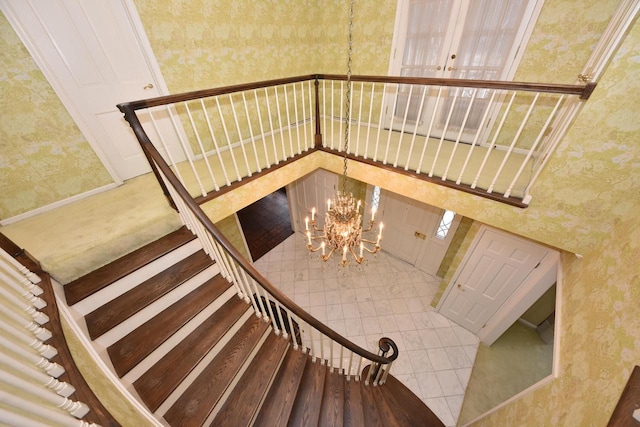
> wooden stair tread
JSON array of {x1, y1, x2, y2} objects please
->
[
  {"x1": 253, "y1": 346, "x2": 308, "y2": 427},
  {"x1": 287, "y1": 359, "x2": 328, "y2": 426},
  {"x1": 319, "y1": 367, "x2": 345, "y2": 426},
  {"x1": 134, "y1": 295, "x2": 249, "y2": 412},
  {"x1": 85, "y1": 249, "x2": 213, "y2": 339},
  {"x1": 213, "y1": 332, "x2": 290, "y2": 426},
  {"x1": 163, "y1": 315, "x2": 269, "y2": 427},
  {"x1": 343, "y1": 379, "x2": 365, "y2": 427},
  {"x1": 65, "y1": 226, "x2": 194, "y2": 305},
  {"x1": 107, "y1": 274, "x2": 231, "y2": 377},
  {"x1": 380, "y1": 372, "x2": 446, "y2": 427}
]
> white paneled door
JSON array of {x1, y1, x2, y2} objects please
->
[
  {"x1": 439, "y1": 227, "x2": 550, "y2": 333},
  {"x1": 1, "y1": 0, "x2": 182, "y2": 181}
]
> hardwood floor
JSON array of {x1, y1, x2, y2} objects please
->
[{"x1": 237, "y1": 187, "x2": 293, "y2": 261}]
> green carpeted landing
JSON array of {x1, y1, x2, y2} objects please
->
[
  {"x1": 458, "y1": 321, "x2": 554, "y2": 425},
  {"x1": 1, "y1": 173, "x2": 181, "y2": 284}
]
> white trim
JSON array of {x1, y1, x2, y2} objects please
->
[
  {"x1": 121, "y1": 0, "x2": 170, "y2": 97},
  {"x1": 461, "y1": 259, "x2": 563, "y2": 426},
  {"x1": 51, "y1": 279, "x2": 163, "y2": 427},
  {"x1": 233, "y1": 212, "x2": 253, "y2": 263},
  {"x1": 0, "y1": 183, "x2": 118, "y2": 226},
  {"x1": 579, "y1": 0, "x2": 640, "y2": 82},
  {"x1": 477, "y1": 250, "x2": 558, "y2": 345}
]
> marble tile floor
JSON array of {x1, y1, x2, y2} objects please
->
[{"x1": 253, "y1": 234, "x2": 479, "y2": 426}]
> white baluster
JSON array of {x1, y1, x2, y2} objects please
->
[
  {"x1": 274, "y1": 300, "x2": 289, "y2": 340},
  {"x1": 488, "y1": 93, "x2": 540, "y2": 193},
  {"x1": 166, "y1": 105, "x2": 207, "y2": 197},
  {"x1": 322, "y1": 80, "x2": 327, "y2": 148},
  {"x1": 471, "y1": 91, "x2": 517, "y2": 189},
  {"x1": 405, "y1": 86, "x2": 428, "y2": 170},
  {"x1": 505, "y1": 95, "x2": 565, "y2": 198},
  {"x1": 330, "y1": 80, "x2": 335, "y2": 150},
  {"x1": 364, "y1": 82, "x2": 376, "y2": 160},
  {"x1": 147, "y1": 109, "x2": 186, "y2": 185},
  {"x1": 0, "y1": 303, "x2": 51, "y2": 341},
  {"x1": 355, "y1": 81, "x2": 364, "y2": 156},
  {"x1": 374, "y1": 83, "x2": 388, "y2": 162},
  {"x1": 274, "y1": 86, "x2": 287, "y2": 162},
  {"x1": 0, "y1": 285, "x2": 48, "y2": 325},
  {"x1": 442, "y1": 88, "x2": 478, "y2": 181},
  {"x1": 0, "y1": 270, "x2": 46, "y2": 309},
  {"x1": 393, "y1": 84, "x2": 414, "y2": 167},
  {"x1": 0, "y1": 352, "x2": 73, "y2": 397},
  {"x1": 282, "y1": 84, "x2": 295, "y2": 159},
  {"x1": 263, "y1": 88, "x2": 279, "y2": 164},
  {"x1": 456, "y1": 91, "x2": 497, "y2": 185},
  {"x1": 293, "y1": 84, "x2": 302, "y2": 155},
  {"x1": 0, "y1": 371, "x2": 89, "y2": 418},
  {"x1": 383, "y1": 84, "x2": 400, "y2": 164},
  {"x1": 0, "y1": 336, "x2": 64, "y2": 378},
  {"x1": 215, "y1": 97, "x2": 242, "y2": 182},
  {"x1": 253, "y1": 90, "x2": 271, "y2": 168},
  {"x1": 201, "y1": 98, "x2": 231, "y2": 186},
  {"x1": 184, "y1": 102, "x2": 219, "y2": 192},
  {"x1": 338, "y1": 81, "x2": 344, "y2": 152},
  {"x1": 0, "y1": 248, "x2": 41, "y2": 285},
  {"x1": 228, "y1": 94, "x2": 252, "y2": 177},
  {"x1": 241, "y1": 92, "x2": 261, "y2": 173},
  {"x1": 429, "y1": 87, "x2": 459, "y2": 177},
  {"x1": 306, "y1": 80, "x2": 313, "y2": 150},
  {"x1": 416, "y1": 86, "x2": 443, "y2": 174},
  {"x1": 0, "y1": 393, "x2": 96, "y2": 427},
  {"x1": 0, "y1": 318, "x2": 55, "y2": 359}
]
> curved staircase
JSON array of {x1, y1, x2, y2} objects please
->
[{"x1": 63, "y1": 226, "x2": 444, "y2": 426}]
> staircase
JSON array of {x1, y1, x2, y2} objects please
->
[{"x1": 63, "y1": 226, "x2": 444, "y2": 426}]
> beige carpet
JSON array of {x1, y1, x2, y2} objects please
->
[
  {"x1": 458, "y1": 321, "x2": 554, "y2": 425},
  {"x1": 1, "y1": 173, "x2": 181, "y2": 284}
]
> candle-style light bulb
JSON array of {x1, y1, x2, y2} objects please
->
[
  {"x1": 311, "y1": 207, "x2": 316, "y2": 221},
  {"x1": 305, "y1": 216, "x2": 309, "y2": 231},
  {"x1": 321, "y1": 241, "x2": 325, "y2": 256},
  {"x1": 359, "y1": 242, "x2": 364, "y2": 258},
  {"x1": 307, "y1": 231, "x2": 312, "y2": 246},
  {"x1": 327, "y1": 199, "x2": 331, "y2": 211},
  {"x1": 357, "y1": 200, "x2": 361, "y2": 211},
  {"x1": 342, "y1": 245, "x2": 348, "y2": 262},
  {"x1": 371, "y1": 206, "x2": 377, "y2": 222}
]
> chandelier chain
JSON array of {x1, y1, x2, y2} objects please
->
[{"x1": 342, "y1": 0, "x2": 355, "y2": 195}]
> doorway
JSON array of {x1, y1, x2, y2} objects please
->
[
  {"x1": 236, "y1": 187, "x2": 294, "y2": 261},
  {"x1": 1, "y1": 0, "x2": 180, "y2": 181}
]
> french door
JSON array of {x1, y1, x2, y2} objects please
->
[{"x1": 387, "y1": 0, "x2": 543, "y2": 142}]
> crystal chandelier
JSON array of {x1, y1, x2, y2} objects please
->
[{"x1": 305, "y1": 0, "x2": 383, "y2": 267}]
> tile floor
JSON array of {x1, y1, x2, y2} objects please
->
[{"x1": 253, "y1": 234, "x2": 479, "y2": 426}]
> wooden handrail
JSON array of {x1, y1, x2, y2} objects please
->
[
  {"x1": 118, "y1": 73, "x2": 596, "y2": 114},
  {"x1": 318, "y1": 73, "x2": 596, "y2": 99},
  {"x1": 119, "y1": 104, "x2": 398, "y2": 366},
  {"x1": 117, "y1": 74, "x2": 318, "y2": 111}
]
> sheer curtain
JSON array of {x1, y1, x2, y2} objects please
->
[{"x1": 394, "y1": 0, "x2": 531, "y2": 135}]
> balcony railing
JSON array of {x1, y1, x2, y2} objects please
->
[{"x1": 119, "y1": 74, "x2": 594, "y2": 207}]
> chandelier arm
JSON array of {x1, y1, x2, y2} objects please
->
[
  {"x1": 348, "y1": 246, "x2": 365, "y2": 264},
  {"x1": 320, "y1": 247, "x2": 337, "y2": 261},
  {"x1": 361, "y1": 220, "x2": 375, "y2": 233}
]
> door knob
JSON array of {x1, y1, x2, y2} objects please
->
[
  {"x1": 437, "y1": 66, "x2": 442, "y2": 70},
  {"x1": 143, "y1": 83, "x2": 154, "y2": 90},
  {"x1": 448, "y1": 66, "x2": 457, "y2": 71},
  {"x1": 457, "y1": 283, "x2": 465, "y2": 291}
]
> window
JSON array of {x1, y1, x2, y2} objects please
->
[
  {"x1": 388, "y1": 0, "x2": 543, "y2": 141},
  {"x1": 436, "y1": 210, "x2": 456, "y2": 239}
]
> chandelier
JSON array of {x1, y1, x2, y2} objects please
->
[{"x1": 305, "y1": 0, "x2": 383, "y2": 267}]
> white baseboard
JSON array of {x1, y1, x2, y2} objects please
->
[{"x1": 1, "y1": 183, "x2": 118, "y2": 226}]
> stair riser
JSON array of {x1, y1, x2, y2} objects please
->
[
  {"x1": 94, "y1": 264, "x2": 220, "y2": 349},
  {"x1": 154, "y1": 308, "x2": 255, "y2": 417},
  {"x1": 70, "y1": 239, "x2": 203, "y2": 316},
  {"x1": 122, "y1": 285, "x2": 237, "y2": 385}
]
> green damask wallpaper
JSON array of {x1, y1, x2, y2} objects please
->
[
  {"x1": 0, "y1": 13, "x2": 112, "y2": 220},
  {"x1": 3, "y1": 1, "x2": 639, "y2": 425}
]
